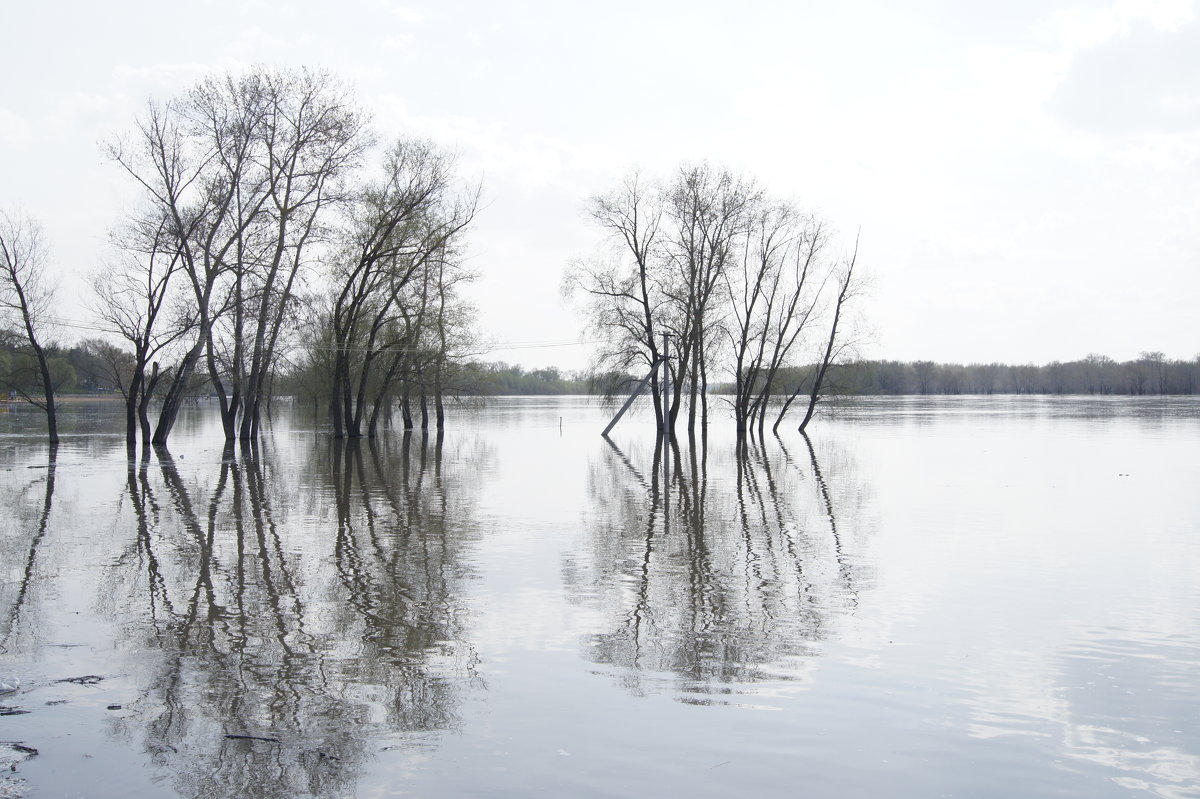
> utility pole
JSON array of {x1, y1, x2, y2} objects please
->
[
  {"x1": 599, "y1": 333, "x2": 673, "y2": 440},
  {"x1": 601, "y1": 357, "x2": 663, "y2": 437}
]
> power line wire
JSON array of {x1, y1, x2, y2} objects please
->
[{"x1": 29, "y1": 313, "x2": 603, "y2": 355}]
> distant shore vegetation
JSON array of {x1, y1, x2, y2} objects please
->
[
  {"x1": 720, "y1": 352, "x2": 1200, "y2": 397},
  {"x1": 3, "y1": 338, "x2": 1196, "y2": 400}
]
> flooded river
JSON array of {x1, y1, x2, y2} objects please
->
[{"x1": 1, "y1": 396, "x2": 1198, "y2": 798}]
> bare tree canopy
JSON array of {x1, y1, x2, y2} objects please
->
[
  {"x1": 91, "y1": 66, "x2": 493, "y2": 447},
  {"x1": 324, "y1": 137, "x2": 480, "y2": 439},
  {"x1": 568, "y1": 163, "x2": 865, "y2": 439}
]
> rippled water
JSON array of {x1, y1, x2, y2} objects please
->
[{"x1": 1, "y1": 396, "x2": 1197, "y2": 798}]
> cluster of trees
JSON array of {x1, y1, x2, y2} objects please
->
[
  {"x1": 3, "y1": 66, "x2": 480, "y2": 448},
  {"x1": 456, "y1": 362, "x2": 589, "y2": 395},
  {"x1": 566, "y1": 164, "x2": 862, "y2": 440},
  {"x1": 801, "y1": 353, "x2": 1200, "y2": 396},
  {"x1": 0, "y1": 334, "x2": 136, "y2": 396}
]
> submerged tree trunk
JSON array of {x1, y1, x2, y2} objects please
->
[
  {"x1": 33, "y1": 340, "x2": 58, "y2": 445},
  {"x1": 138, "y1": 363, "x2": 159, "y2": 449},
  {"x1": 153, "y1": 336, "x2": 206, "y2": 446},
  {"x1": 401, "y1": 389, "x2": 414, "y2": 430}
]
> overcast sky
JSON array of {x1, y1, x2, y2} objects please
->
[{"x1": 2, "y1": 0, "x2": 1197, "y2": 370}]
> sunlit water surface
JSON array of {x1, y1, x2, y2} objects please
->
[{"x1": 1, "y1": 396, "x2": 1197, "y2": 798}]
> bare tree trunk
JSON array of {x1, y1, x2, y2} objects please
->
[
  {"x1": 138, "y1": 363, "x2": 159, "y2": 447},
  {"x1": 154, "y1": 336, "x2": 206, "y2": 446},
  {"x1": 125, "y1": 370, "x2": 141, "y2": 447},
  {"x1": 401, "y1": 388, "x2": 414, "y2": 430},
  {"x1": 688, "y1": 337, "x2": 698, "y2": 434},
  {"x1": 435, "y1": 361, "x2": 446, "y2": 431},
  {"x1": 798, "y1": 236, "x2": 859, "y2": 434},
  {"x1": 32, "y1": 340, "x2": 58, "y2": 445}
]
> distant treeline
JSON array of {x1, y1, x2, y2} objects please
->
[
  {"x1": 455, "y1": 362, "x2": 590, "y2": 395},
  {"x1": 6, "y1": 337, "x2": 1196, "y2": 401},
  {"x1": 765, "y1": 353, "x2": 1200, "y2": 396},
  {"x1": 474, "y1": 353, "x2": 1200, "y2": 398},
  {"x1": 0, "y1": 335, "x2": 115, "y2": 396},
  {"x1": 0, "y1": 336, "x2": 595, "y2": 399}
]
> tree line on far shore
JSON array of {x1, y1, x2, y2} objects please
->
[
  {"x1": 1, "y1": 332, "x2": 1195, "y2": 413},
  {"x1": 802, "y1": 352, "x2": 1200, "y2": 396},
  {"x1": 0, "y1": 333, "x2": 594, "y2": 401}
]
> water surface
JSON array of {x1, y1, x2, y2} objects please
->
[{"x1": 1, "y1": 396, "x2": 1197, "y2": 798}]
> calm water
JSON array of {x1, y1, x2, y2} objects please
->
[{"x1": 1, "y1": 396, "x2": 1197, "y2": 798}]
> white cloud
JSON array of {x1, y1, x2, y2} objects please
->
[
  {"x1": 374, "y1": 0, "x2": 425, "y2": 24},
  {"x1": 371, "y1": 93, "x2": 619, "y2": 192},
  {"x1": 383, "y1": 32, "x2": 416, "y2": 50},
  {"x1": 1049, "y1": 18, "x2": 1200, "y2": 133},
  {"x1": 0, "y1": 108, "x2": 33, "y2": 148},
  {"x1": 112, "y1": 61, "x2": 233, "y2": 89},
  {"x1": 229, "y1": 25, "x2": 318, "y2": 58},
  {"x1": 1040, "y1": 0, "x2": 1197, "y2": 51},
  {"x1": 46, "y1": 91, "x2": 121, "y2": 130}
]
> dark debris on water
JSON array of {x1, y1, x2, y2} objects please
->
[{"x1": 55, "y1": 675, "x2": 104, "y2": 686}]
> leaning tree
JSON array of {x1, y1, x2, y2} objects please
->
[{"x1": 0, "y1": 208, "x2": 60, "y2": 444}]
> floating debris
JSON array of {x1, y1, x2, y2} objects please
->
[
  {"x1": 224, "y1": 734, "x2": 281, "y2": 744},
  {"x1": 0, "y1": 745, "x2": 36, "y2": 758},
  {"x1": 56, "y1": 675, "x2": 103, "y2": 686},
  {"x1": 0, "y1": 679, "x2": 18, "y2": 696},
  {"x1": 1, "y1": 740, "x2": 38, "y2": 797}
]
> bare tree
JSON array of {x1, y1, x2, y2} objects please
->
[
  {"x1": 0, "y1": 209, "x2": 60, "y2": 444},
  {"x1": 107, "y1": 67, "x2": 367, "y2": 446},
  {"x1": 327, "y1": 137, "x2": 478, "y2": 438},
  {"x1": 107, "y1": 91, "x2": 257, "y2": 446},
  {"x1": 573, "y1": 165, "x2": 857, "y2": 438},
  {"x1": 664, "y1": 163, "x2": 758, "y2": 433},
  {"x1": 220, "y1": 68, "x2": 368, "y2": 441},
  {"x1": 776, "y1": 232, "x2": 863, "y2": 434},
  {"x1": 724, "y1": 204, "x2": 827, "y2": 438},
  {"x1": 564, "y1": 171, "x2": 670, "y2": 429},
  {"x1": 93, "y1": 214, "x2": 194, "y2": 448}
]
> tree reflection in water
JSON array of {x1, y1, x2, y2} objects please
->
[
  {"x1": 106, "y1": 432, "x2": 485, "y2": 799},
  {"x1": 0, "y1": 446, "x2": 57, "y2": 654},
  {"x1": 573, "y1": 433, "x2": 870, "y2": 700}
]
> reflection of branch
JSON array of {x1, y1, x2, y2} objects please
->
[
  {"x1": 240, "y1": 443, "x2": 314, "y2": 730},
  {"x1": 633, "y1": 437, "x2": 663, "y2": 671},
  {"x1": 734, "y1": 441, "x2": 775, "y2": 622},
  {"x1": 90, "y1": 428, "x2": 489, "y2": 799},
  {"x1": 243, "y1": 444, "x2": 309, "y2": 651},
  {"x1": 157, "y1": 449, "x2": 223, "y2": 643},
  {"x1": 0, "y1": 450, "x2": 56, "y2": 650},
  {"x1": 602, "y1": 435, "x2": 650, "y2": 490},
  {"x1": 581, "y1": 430, "x2": 870, "y2": 693},
  {"x1": 128, "y1": 458, "x2": 174, "y2": 630},
  {"x1": 801, "y1": 433, "x2": 858, "y2": 607}
]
